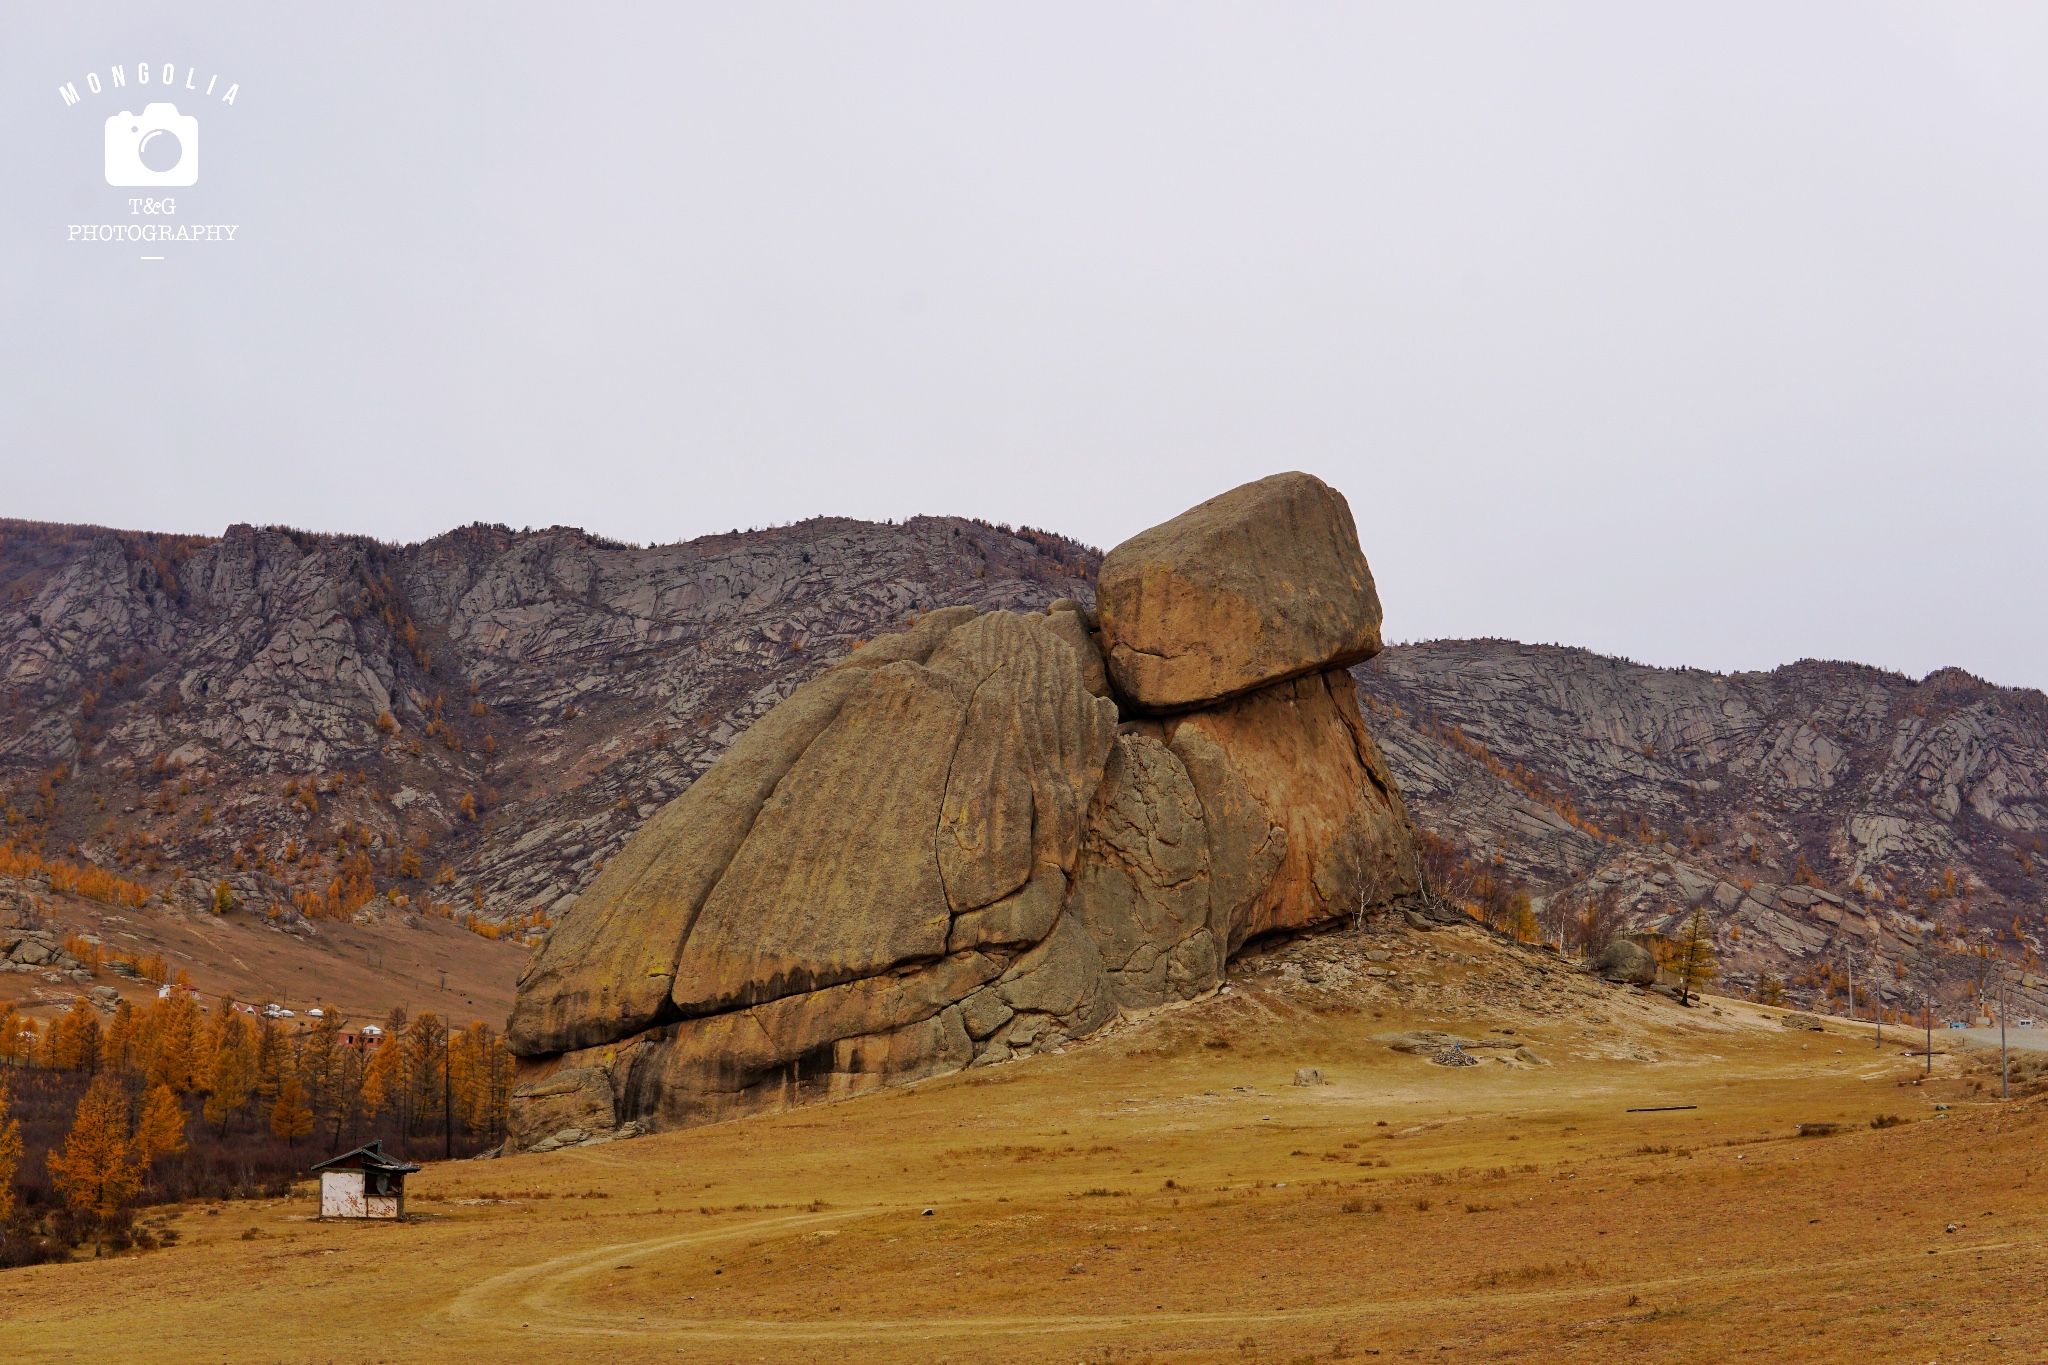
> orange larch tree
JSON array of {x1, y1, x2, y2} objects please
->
[{"x1": 46, "y1": 1072, "x2": 141, "y2": 1255}]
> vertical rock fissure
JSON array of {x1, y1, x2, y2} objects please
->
[{"x1": 932, "y1": 653, "x2": 1027, "y2": 918}]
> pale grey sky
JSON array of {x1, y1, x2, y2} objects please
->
[{"x1": 4, "y1": 5, "x2": 2045, "y2": 688}]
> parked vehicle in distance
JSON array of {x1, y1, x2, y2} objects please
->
[
  {"x1": 2019, "y1": 1018, "x2": 2036, "y2": 1028},
  {"x1": 1946, "y1": 1022, "x2": 1967, "y2": 1029}
]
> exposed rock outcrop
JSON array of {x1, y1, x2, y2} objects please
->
[
  {"x1": 1595, "y1": 939, "x2": 1658, "y2": 986},
  {"x1": 506, "y1": 606, "x2": 1118, "y2": 1055},
  {"x1": 1164, "y1": 669, "x2": 1413, "y2": 949},
  {"x1": 506, "y1": 474, "x2": 1419, "y2": 1145},
  {"x1": 17, "y1": 484, "x2": 2044, "y2": 1038},
  {"x1": 0, "y1": 881, "x2": 43, "y2": 930},
  {"x1": 1069, "y1": 733, "x2": 1220, "y2": 1012}
]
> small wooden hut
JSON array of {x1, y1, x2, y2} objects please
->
[{"x1": 312, "y1": 1141, "x2": 421, "y2": 1220}]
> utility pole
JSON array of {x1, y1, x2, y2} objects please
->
[
  {"x1": 444, "y1": 1018, "x2": 454, "y2": 1160},
  {"x1": 1845, "y1": 951, "x2": 1854, "y2": 1024},
  {"x1": 2001, "y1": 976, "x2": 2010, "y2": 1101},
  {"x1": 1924, "y1": 989, "x2": 1932, "y2": 1077}
]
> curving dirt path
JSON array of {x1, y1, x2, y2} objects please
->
[{"x1": 436, "y1": 1204, "x2": 2048, "y2": 1348}]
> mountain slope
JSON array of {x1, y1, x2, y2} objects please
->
[
  {"x1": 4, "y1": 514, "x2": 2043, "y2": 1025},
  {"x1": 0, "y1": 516, "x2": 1096, "y2": 983},
  {"x1": 1354, "y1": 640, "x2": 2048, "y2": 1017}
]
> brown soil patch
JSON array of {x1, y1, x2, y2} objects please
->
[{"x1": 3, "y1": 884, "x2": 528, "y2": 1030}]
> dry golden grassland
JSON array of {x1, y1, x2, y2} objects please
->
[{"x1": 4, "y1": 923, "x2": 2042, "y2": 1363}]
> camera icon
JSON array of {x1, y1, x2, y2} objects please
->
[{"x1": 105, "y1": 103, "x2": 199, "y2": 187}]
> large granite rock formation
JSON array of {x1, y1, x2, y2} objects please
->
[{"x1": 505, "y1": 473, "x2": 1419, "y2": 1148}]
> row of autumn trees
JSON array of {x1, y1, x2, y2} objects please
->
[
  {"x1": 4, "y1": 993, "x2": 515, "y2": 1149},
  {"x1": 0, "y1": 1069, "x2": 184, "y2": 1257},
  {"x1": 0, "y1": 993, "x2": 515, "y2": 1262}
]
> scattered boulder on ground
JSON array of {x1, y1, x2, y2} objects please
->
[
  {"x1": 506, "y1": 474, "x2": 1421, "y2": 1145},
  {"x1": 506, "y1": 1064, "x2": 617, "y2": 1151},
  {"x1": 1377, "y1": 1030, "x2": 1479, "y2": 1055},
  {"x1": 0, "y1": 883, "x2": 42, "y2": 929},
  {"x1": 1595, "y1": 939, "x2": 1658, "y2": 986},
  {"x1": 1292, "y1": 1067, "x2": 1326, "y2": 1087},
  {"x1": 6, "y1": 934, "x2": 56, "y2": 967},
  {"x1": 1782, "y1": 1012, "x2": 1825, "y2": 1032}
]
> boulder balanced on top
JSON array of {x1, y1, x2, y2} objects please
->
[
  {"x1": 1095, "y1": 471, "x2": 1384, "y2": 711},
  {"x1": 505, "y1": 471, "x2": 1419, "y2": 1148}
]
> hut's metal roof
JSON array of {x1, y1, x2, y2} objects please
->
[{"x1": 310, "y1": 1139, "x2": 423, "y2": 1176}]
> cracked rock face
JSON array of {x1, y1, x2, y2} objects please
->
[
  {"x1": 1070, "y1": 732, "x2": 1218, "y2": 1012},
  {"x1": 1165, "y1": 668, "x2": 1415, "y2": 951},
  {"x1": 506, "y1": 475, "x2": 1419, "y2": 1146}
]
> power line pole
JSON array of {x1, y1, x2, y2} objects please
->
[
  {"x1": 1924, "y1": 989, "x2": 1932, "y2": 1077},
  {"x1": 444, "y1": 1018, "x2": 454, "y2": 1160},
  {"x1": 2001, "y1": 975, "x2": 2010, "y2": 1101}
]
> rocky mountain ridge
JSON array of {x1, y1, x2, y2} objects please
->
[
  {"x1": 0, "y1": 514, "x2": 1096, "y2": 951},
  {"x1": 3, "y1": 514, "x2": 2043, "y2": 1025},
  {"x1": 1353, "y1": 640, "x2": 2048, "y2": 1018}
]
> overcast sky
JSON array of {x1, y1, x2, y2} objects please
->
[{"x1": 4, "y1": 4, "x2": 2045, "y2": 688}]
